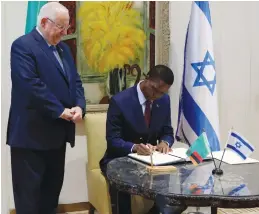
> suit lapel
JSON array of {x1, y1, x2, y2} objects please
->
[
  {"x1": 31, "y1": 29, "x2": 69, "y2": 84},
  {"x1": 57, "y1": 45, "x2": 71, "y2": 84},
  {"x1": 149, "y1": 99, "x2": 162, "y2": 132}
]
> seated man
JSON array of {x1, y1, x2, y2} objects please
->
[{"x1": 100, "y1": 65, "x2": 187, "y2": 214}]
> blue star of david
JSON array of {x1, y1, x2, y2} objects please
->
[
  {"x1": 235, "y1": 142, "x2": 242, "y2": 149},
  {"x1": 192, "y1": 51, "x2": 216, "y2": 95}
]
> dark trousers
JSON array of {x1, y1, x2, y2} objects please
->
[
  {"x1": 108, "y1": 183, "x2": 186, "y2": 214},
  {"x1": 109, "y1": 185, "x2": 132, "y2": 214},
  {"x1": 11, "y1": 144, "x2": 66, "y2": 214}
]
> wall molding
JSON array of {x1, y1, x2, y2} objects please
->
[
  {"x1": 86, "y1": 104, "x2": 108, "y2": 113},
  {"x1": 156, "y1": 1, "x2": 170, "y2": 66}
]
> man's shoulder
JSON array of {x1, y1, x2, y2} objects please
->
[
  {"x1": 112, "y1": 86, "x2": 136, "y2": 102},
  {"x1": 109, "y1": 87, "x2": 136, "y2": 114},
  {"x1": 12, "y1": 31, "x2": 34, "y2": 49},
  {"x1": 156, "y1": 93, "x2": 170, "y2": 104}
]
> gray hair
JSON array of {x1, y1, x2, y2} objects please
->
[{"x1": 37, "y1": 2, "x2": 69, "y2": 27}]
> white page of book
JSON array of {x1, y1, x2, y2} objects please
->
[
  {"x1": 128, "y1": 151, "x2": 183, "y2": 166},
  {"x1": 169, "y1": 148, "x2": 188, "y2": 159},
  {"x1": 169, "y1": 148, "x2": 212, "y2": 161}
]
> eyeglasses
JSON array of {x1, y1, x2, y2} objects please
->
[{"x1": 47, "y1": 18, "x2": 70, "y2": 31}]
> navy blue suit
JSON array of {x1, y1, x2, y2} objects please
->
[
  {"x1": 100, "y1": 86, "x2": 174, "y2": 214},
  {"x1": 7, "y1": 28, "x2": 86, "y2": 214},
  {"x1": 100, "y1": 85, "x2": 173, "y2": 171}
]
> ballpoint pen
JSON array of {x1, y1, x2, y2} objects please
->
[{"x1": 150, "y1": 150, "x2": 154, "y2": 167}]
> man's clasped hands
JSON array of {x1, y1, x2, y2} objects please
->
[{"x1": 59, "y1": 107, "x2": 82, "y2": 123}]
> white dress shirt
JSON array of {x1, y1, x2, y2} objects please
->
[{"x1": 137, "y1": 80, "x2": 152, "y2": 114}]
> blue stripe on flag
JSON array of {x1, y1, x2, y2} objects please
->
[
  {"x1": 231, "y1": 132, "x2": 254, "y2": 152},
  {"x1": 182, "y1": 128, "x2": 191, "y2": 146},
  {"x1": 227, "y1": 144, "x2": 246, "y2": 159},
  {"x1": 182, "y1": 85, "x2": 220, "y2": 151},
  {"x1": 176, "y1": 24, "x2": 189, "y2": 141},
  {"x1": 194, "y1": 1, "x2": 212, "y2": 26}
]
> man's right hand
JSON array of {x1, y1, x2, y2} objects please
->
[
  {"x1": 132, "y1": 143, "x2": 152, "y2": 155},
  {"x1": 59, "y1": 108, "x2": 74, "y2": 121}
]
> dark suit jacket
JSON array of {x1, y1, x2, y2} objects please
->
[
  {"x1": 100, "y1": 85, "x2": 174, "y2": 172},
  {"x1": 6, "y1": 28, "x2": 86, "y2": 150}
]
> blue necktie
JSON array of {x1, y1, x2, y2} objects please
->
[
  {"x1": 50, "y1": 45, "x2": 64, "y2": 71},
  {"x1": 50, "y1": 45, "x2": 68, "y2": 79}
]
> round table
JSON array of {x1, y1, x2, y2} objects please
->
[{"x1": 106, "y1": 157, "x2": 259, "y2": 214}]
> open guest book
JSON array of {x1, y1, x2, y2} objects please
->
[
  {"x1": 128, "y1": 148, "x2": 212, "y2": 166},
  {"x1": 128, "y1": 148, "x2": 259, "y2": 166}
]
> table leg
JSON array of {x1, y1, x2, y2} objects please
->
[
  {"x1": 109, "y1": 185, "x2": 119, "y2": 214},
  {"x1": 109, "y1": 184, "x2": 131, "y2": 214},
  {"x1": 89, "y1": 203, "x2": 95, "y2": 214},
  {"x1": 211, "y1": 207, "x2": 217, "y2": 214}
]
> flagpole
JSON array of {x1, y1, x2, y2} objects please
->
[
  {"x1": 202, "y1": 128, "x2": 223, "y2": 176},
  {"x1": 202, "y1": 129, "x2": 219, "y2": 173},
  {"x1": 218, "y1": 148, "x2": 226, "y2": 170},
  {"x1": 209, "y1": 148, "x2": 220, "y2": 174},
  {"x1": 218, "y1": 127, "x2": 233, "y2": 170}
]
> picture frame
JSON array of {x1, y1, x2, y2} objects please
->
[{"x1": 61, "y1": 1, "x2": 170, "y2": 113}]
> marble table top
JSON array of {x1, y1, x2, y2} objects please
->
[{"x1": 106, "y1": 157, "x2": 259, "y2": 208}]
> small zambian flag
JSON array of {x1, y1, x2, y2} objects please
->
[
  {"x1": 186, "y1": 132, "x2": 211, "y2": 166},
  {"x1": 190, "y1": 151, "x2": 203, "y2": 166}
]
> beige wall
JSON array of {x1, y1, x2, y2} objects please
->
[{"x1": 2, "y1": 2, "x2": 27, "y2": 212}]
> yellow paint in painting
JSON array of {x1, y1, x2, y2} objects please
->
[{"x1": 78, "y1": 1, "x2": 146, "y2": 73}]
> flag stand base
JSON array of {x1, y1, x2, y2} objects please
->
[{"x1": 212, "y1": 168, "x2": 223, "y2": 175}]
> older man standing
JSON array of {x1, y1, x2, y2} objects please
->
[{"x1": 7, "y1": 2, "x2": 86, "y2": 214}]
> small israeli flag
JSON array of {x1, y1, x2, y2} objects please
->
[
  {"x1": 226, "y1": 131, "x2": 254, "y2": 160},
  {"x1": 175, "y1": 1, "x2": 220, "y2": 151},
  {"x1": 228, "y1": 184, "x2": 251, "y2": 196}
]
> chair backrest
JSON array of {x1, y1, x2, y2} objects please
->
[{"x1": 85, "y1": 112, "x2": 107, "y2": 170}]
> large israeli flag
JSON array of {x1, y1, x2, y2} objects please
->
[{"x1": 176, "y1": 1, "x2": 220, "y2": 151}]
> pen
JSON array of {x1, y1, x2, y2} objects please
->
[{"x1": 150, "y1": 151, "x2": 154, "y2": 167}]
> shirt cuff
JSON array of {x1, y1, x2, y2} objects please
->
[
  {"x1": 131, "y1": 144, "x2": 135, "y2": 153},
  {"x1": 161, "y1": 140, "x2": 169, "y2": 146}
]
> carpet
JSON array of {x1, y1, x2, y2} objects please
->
[
  {"x1": 63, "y1": 207, "x2": 259, "y2": 214},
  {"x1": 184, "y1": 207, "x2": 259, "y2": 214},
  {"x1": 218, "y1": 208, "x2": 259, "y2": 214},
  {"x1": 64, "y1": 211, "x2": 89, "y2": 214}
]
